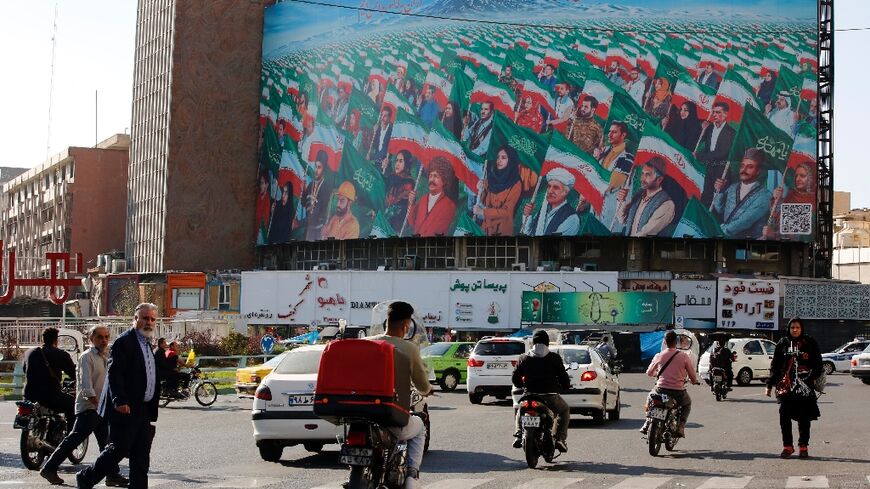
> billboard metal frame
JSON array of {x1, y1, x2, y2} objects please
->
[{"x1": 815, "y1": 0, "x2": 834, "y2": 278}]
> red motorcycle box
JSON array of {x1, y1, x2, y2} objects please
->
[{"x1": 313, "y1": 339, "x2": 411, "y2": 427}]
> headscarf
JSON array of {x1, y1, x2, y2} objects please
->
[
  {"x1": 665, "y1": 101, "x2": 702, "y2": 150},
  {"x1": 486, "y1": 145, "x2": 522, "y2": 194},
  {"x1": 784, "y1": 162, "x2": 816, "y2": 205},
  {"x1": 652, "y1": 77, "x2": 671, "y2": 105}
]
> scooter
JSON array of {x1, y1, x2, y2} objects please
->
[
  {"x1": 516, "y1": 392, "x2": 561, "y2": 469},
  {"x1": 710, "y1": 367, "x2": 729, "y2": 401}
]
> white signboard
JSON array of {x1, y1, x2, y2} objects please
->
[
  {"x1": 672, "y1": 280, "x2": 717, "y2": 319},
  {"x1": 716, "y1": 278, "x2": 780, "y2": 330}
]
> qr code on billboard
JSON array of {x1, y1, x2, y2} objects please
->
[{"x1": 780, "y1": 203, "x2": 813, "y2": 235}]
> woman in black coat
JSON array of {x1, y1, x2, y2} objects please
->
[{"x1": 765, "y1": 318, "x2": 822, "y2": 458}]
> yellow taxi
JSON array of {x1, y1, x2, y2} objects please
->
[{"x1": 235, "y1": 351, "x2": 289, "y2": 397}]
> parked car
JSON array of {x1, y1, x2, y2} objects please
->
[
  {"x1": 511, "y1": 345, "x2": 620, "y2": 423},
  {"x1": 466, "y1": 337, "x2": 527, "y2": 404},
  {"x1": 822, "y1": 338, "x2": 870, "y2": 374},
  {"x1": 850, "y1": 344, "x2": 870, "y2": 384},
  {"x1": 421, "y1": 342, "x2": 474, "y2": 391},
  {"x1": 698, "y1": 337, "x2": 776, "y2": 386},
  {"x1": 251, "y1": 345, "x2": 340, "y2": 462},
  {"x1": 235, "y1": 351, "x2": 290, "y2": 397}
]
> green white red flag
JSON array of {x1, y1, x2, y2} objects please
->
[
  {"x1": 388, "y1": 109, "x2": 429, "y2": 162},
  {"x1": 636, "y1": 122, "x2": 706, "y2": 200},
  {"x1": 469, "y1": 71, "x2": 516, "y2": 119},
  {"x1": 542, "y1": 131, "x2": 611, "y2": 213}
]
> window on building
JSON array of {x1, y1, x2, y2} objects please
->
[
  {"x1": 466, "y1": 237, "x2": 524, "y2": 270},
  {"x1": 172, "y1": 288, "x2": 202, "y2": 310},
  {"x1": 659, "y1": 241, "x2": 708, "y2": 260},
  {"x1": 348, "y1": 240, "x2": 393, "y2": 270},
  {"x1": 219, "y1": 284, "x2": 231, "y2": 309},
  {"x1": 736, "y1": 243, "x2": 780, "y2": 261},
  {"x1": 400, "y1": 238, "x2": 453, "y2": 269}
]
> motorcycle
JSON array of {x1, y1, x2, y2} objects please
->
[
  {"x1": 710, "y1": 367, "x2": 728, "y2": 401},
  {"x1": 645, "y1": 391, "x2": 683, "y2": 456},
  {"x1": 14, "y1": 379, "x2": 87, "y2": 470},
  {"x1": 517, "y1": 392, "x2": 561, "y2": 469},
  {"x1": 159, "y1": 366, "x2": 218, "y2": 407},
  {"x1": 340, "y1": 389, "x2": 430, "y2": 489}
]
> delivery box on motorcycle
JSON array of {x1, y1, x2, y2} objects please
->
[{"x1": 314, "y1": 339, "x2": 411, "y2": 427}]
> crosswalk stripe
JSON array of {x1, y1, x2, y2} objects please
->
[
  {"x1": 425, "y1": 479, "x2": 494, "y2": 489},
  {"x1": 696, "y1": 476, "x2": 753, "y2": 489},
  {"x1": 786, "y1": 476, "x2": 829, "y2": 488},
  {"x1": 609, "y1": 477, "x2": 672, "y2": 489},
  {"x1": 512, "y1": 478, "x2": 583, "y2": 489}
]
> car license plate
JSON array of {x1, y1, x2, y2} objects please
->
[
  {"x1": 521, "y1": 415, "x2": 541, "y2": 428},
  {"x1": 288, "y1": 395, "x2": 314, "y2": 406},
  {"x1": 712, "y1": 375, "x2": 724, "y2": 382},
  {"x1": 486, "y1": 362, "x2": 508, "y2": 369},
  {"x1": 340, "y1": 446, "x2": 373, "y2": 466},
  {"x1": 648, "y1": 408, "x2": 667, "y2": 420}
]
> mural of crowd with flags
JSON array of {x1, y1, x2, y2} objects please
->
[{"x1": 256, "y1": 0, "x2": 818, "y2": 246}]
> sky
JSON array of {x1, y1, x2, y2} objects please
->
[{"x1": 0, "y1": 0, "x2": 868, "y2": 206}]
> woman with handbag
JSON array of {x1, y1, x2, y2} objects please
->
[{"x1": 765, "y1": 318, "x2": 822, "y2": 458}]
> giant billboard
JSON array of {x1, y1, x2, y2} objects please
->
[{"x1": 257, "y1": 0, "x2": 817, "y2": 245}]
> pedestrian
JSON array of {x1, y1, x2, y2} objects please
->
[
  {"x1": 77, "y1": 303, "x2": 161, "y2": 489},
  {"x1": 765, "y1": 317, "x2": 822, "y2": 459},
  {"x1": 40, "y1": 326, "x2": 128, "y2": 486}
]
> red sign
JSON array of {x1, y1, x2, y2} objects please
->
[{"x1": 0, "y1": 241, "x2": 84, "y2": 305}]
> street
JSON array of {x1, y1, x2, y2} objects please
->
[{"x1": 0, "y1": 373, "x2": 868, "y2": 488}]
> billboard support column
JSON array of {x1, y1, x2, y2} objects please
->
[{"x1": 815, "y1": 0, "x2": 834, "y2": 278}]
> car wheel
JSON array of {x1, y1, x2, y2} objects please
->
[
  {"x1": 468, "y1": 393, "x2": 484, "y2": 404},
  {"x1": 607, "y1": 393, "x2": 621, "y2": 421},
  {"x1": 303, "y1": 443, "x2": 324, "y2": 453},
  {"x1": 822, "y1": 362, "x2": 835, "y2": 375},
  {"x1": 258, "y1": 442, "x2": 282, "y2": 462},
  {"x1": 592, "y1": 397, "x2": 605, "y2": 424},
  {"x1": 736, "y1": 368, "x2": 753, "y2": 386},
  {"x1": 440, "y1": 370, "x2": 460, "y2": 391},
  {"x1": 862, "y1": 378, "x2": 870, "y2": 385}
]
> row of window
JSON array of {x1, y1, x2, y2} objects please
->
[{"x1": 5, "y1": 164, "x2": 73, "y2": 207}]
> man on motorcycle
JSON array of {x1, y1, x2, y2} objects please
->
[
  {"x1": 709, "y1": 341, "x2": 734, "y2": 390},
  {"x1": 597, "y1": 334, "x2": 617, "y2": 367},
  {"x1": 641, "y1": 330, "x2": 700, "y2": 438},
  {"x1": 23, "y1": 327, "x2": 76, "y2": 427},
  {"x1": 511, "y1": 330, "x2": 571, "y2": 452},
  {"x1": 370, "y1": 301, "x2": 433, "y2": 489}
]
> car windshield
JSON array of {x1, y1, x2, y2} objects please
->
[
  {"x1": 273, "y1": 349, "x2": 323, "y2": 374},
  {"x1": 831, "y1": 342, "x2": 852, "y2": 353},
  {"x1": 261, "y1": 352, "x2": 288, "y2": 368},
  {"x1": 474, "y1": 341, "x2": 525, "y2": 356},
  {"x1": 422, "y1": 343, "x2": 452, "y2": 356},
  {"x1": 559, "y1": 349, "x2": 591, "y2": 365},
  {"x1": 863, "y1": 344, "x2": 870, "y2": 354}
]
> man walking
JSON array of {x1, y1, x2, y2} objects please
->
[
  {"x1": 77, "y1": 303, "x2": 161, "y2": 489},
  {"x1": 40, "y1": 326, "x2": 127, "y2": 486}
]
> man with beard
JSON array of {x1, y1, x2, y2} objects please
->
[
  {"x1": 302, "y1": 151, "x2": 333, "y2": 241},
  {"x1": 545, "y1": 83, "x2": 575, "y2": 132},
  {"x1": 606, "y1": 60, "x2": 624, "y2": 86},
  {"x1": 615, "y1": 157, "x2": 676, "y2": 237},
  {"x1": 592, "y1": 121, "x2": 634, "y2": 233},
  {"x1": 406, "y1": 156, "x2": 458, "y2": 236},
  {"x1": 538, "y1": 64, "x2": 557, "y2": 91},
  {"x1": 697, "y1": 63, "x2": 721, "y2": 90},
  {"x1": 522, "y1": 167, "x2": 580, "y2": 236},
  {"x1": 766, "y1": 91, "x2": 796, "y2": 135},
  {"x1": 695, "y1": 101, "x2": 736, "y2": 208},
  {"x1": 624, "y1": 66, "x2": 647, "y2": 106},
  {"x1": 462, "y1": 101, "x2": 495, "y2": 156},
  {"x1": 712, "y1": 148, "x2": 773, "y2": 239},
  {"x1": 329, "y1": 86, "x2": 350, "y2": 125},
  {"x1": 321, "y1": 182, "x2": 360, "y2": 240},
  {"x1": 368, "y1": 106, "x2": 394, "y2": 167},
  {"x1": 564, "y1": 95, "x2": 603, "y2": 154}
]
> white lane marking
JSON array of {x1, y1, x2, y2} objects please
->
[
  {"x1": 512, "y1": 478, "x2": 583, "y2": 489},
  {"x1": 786, "y1": 476, "x2": 829, "y2": 488},
  {"x1": 0, "y1": 483, "x2": 24, "y2": 486},
  {"x1": 425, "y1": 479, "x2": 494, "y2": 489},
  {"x1": 309, "y1": 483, "x2": 345, "y2": 489},
  {"x1": 204, "y1": 477, "x2": 283, "y2": 488},
  {"x1": 697, "y1": 476, "x2": 753, "y2": 489},
  {"x1": 609, "y1": 477, "x2": 672, "y2": 489}
]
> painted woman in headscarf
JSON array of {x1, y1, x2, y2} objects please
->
[
  {"x1": 384, "y1": 150, "x2": 417, "y2": 232},
  {"x1": 762, "y1": 162, "x2": 816, "y2": 240},
  {"x1": 439, "y1": 101, "x2": 463, "y2": 140},
  {"x1": 665, "y1": 101, "x2": 703, "y2": 151},
  {"x1": 644, "y1": 77, "x2": 673, "y2": 120},
  {"x1": 515, "y1": 95, "x2": 545, "y2": 133},
  {"x1": 474, "y1": 144, "x2": 523, "y2": 236}
]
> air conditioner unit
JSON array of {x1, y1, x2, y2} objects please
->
[
  {"x1": 582, "y1": 263, "x2": 598, "y2": 271},
  {"x1": 444, "y1": 257, "x2": 456, "y2": 269},
  {"x1": 110, "y1": 259, "x2": 127, "y2": 273},
  {"x1": 465, "y1": 257, "x2": 477, "y2": 268},
  {"x1": 511, "y1": 262, "x2": 527, "y2": 271},
  {"x1": 317, "y1": 262, "x2": 337, "y2": 270},
  {"x1": 540, "y1": 261, "x2": 556, "y2": 271}
]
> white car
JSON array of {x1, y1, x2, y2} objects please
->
[
  {"x1": 850, "y1": 344, "x2": 870, "y2": 384},
  {"x1": 466, "y1": 337, "x2": 527, "y2": 404},
  {"x1": 698, "y1": 338, "x2": 776, "y2": 386},
  {"x1": 822, "y1": 338, "x2": 870, "y2": 374},
  {"x1": 251, "y1": 345, "x2": 341, "y2": 462},
  {"x1": 511, "y1": 345, "x2": 620, "y2": 423}
]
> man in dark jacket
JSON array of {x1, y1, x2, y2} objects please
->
[
  {"x1": 511, "y1": 330, "x2": 571, "y2": 451},
  {"x1": 24, "y1": 327, "x2": 76, "y2": 423},
  {"x1": 709, "y1": 341, "x2": 734, "y2": 390},
  {"x1": 77, "y1": 303, "x2": 161, "y2": 489}
]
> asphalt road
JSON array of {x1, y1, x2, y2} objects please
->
[{"x1": 0, "y1": 373, "x2": 868, "y2": 488}]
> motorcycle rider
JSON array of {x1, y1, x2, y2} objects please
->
[
  {"x1": 596, "y1": 334, "x2": 617, "y2": 367},
  {"x1": 640, "y1": 330, "x2": 700, "y2": 438},
  {"x1": 23, "y1": 327, "x2": 76, "y2": 427},
  {"x1": 511, "y1": 329, "x2": 571, "y2": 452},
  {"x1": 370, "y1": 301, "x2": 433, "y2": 489},
  {"x1": 709, "y1": 341, "x2": 734, "y2": 390}
]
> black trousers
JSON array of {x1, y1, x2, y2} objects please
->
[
  {"x1": 35, "y1": 391, "x2": 75, "y2": 430},
  {"x1": 43, "y1": 409, "x2": 119, "y2": 475},
  {"x1": 77, "y1": 409, "x2": 154, "y2": 489},
  {"x1": 780, "y1": 412, "x2": 811, "y2": 447}
]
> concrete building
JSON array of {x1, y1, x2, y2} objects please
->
[
  {"x1": 833, "y1": 207, "x2": 870, "y2": 282},
  {"x1": 125, "y1": 0, "x2": 274, "y2": 273},
  {"x1": 0, "y1": 134, "x2": 130, "y2": 298},
  {"x1": 0, "y1": 168, "x2": 28, "y2": 186}
]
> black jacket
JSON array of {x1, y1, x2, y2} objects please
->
[
  {"x1": 512, "y1": 351, "x2": 571, "y2": 394},
  {"x1": 710, "y1": 347, "x2": 734, "y2": 369},
  {"x1": 23, "y1": 345, "x2": 76, "y2": 402},
  {"x1": 98, "y1": 328, "x2": 160, "y2": 422},
  {"x1": 766, "y1": 335, "x2": 822, "y2": 389}
]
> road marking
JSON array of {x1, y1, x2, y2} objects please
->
[
  {"x1": 204, "y1": 477, "x2": 283, "y2": 488},
  {"x1": 512, "y1": 478, "x2": 583, "y2": 489},
  {"x1": 697, "y1": 476, "x2": 753, "y2": 489},
  {"x1": 425, "y1": 479, "x2": 494, "y2": 489},
  {"x1": 309, "y1": 483, "x2": 345, "y2": 489},
  {"x1": 609, "y1": 477, "x2": 671, "y2": 489},
  {"x1": 786, "y1": 476, "x2": 829, "y2": 488},
  {"x1": 0, "y1": 482, "x2": 24, "y2": 486}
]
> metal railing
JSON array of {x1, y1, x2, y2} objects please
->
[
  {"x1": 192, "y1": 354, "x2": 280, "y2": 374},
  {"x1": 0, "y1": 361, "x2": 24, "y2": 398}
]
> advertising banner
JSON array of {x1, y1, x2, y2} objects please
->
[
  {"x1": 258, "y1": 1, "x2": 817, "y2": 244},
  {"x1": 716, "y1": 278, "x2": 780, "y2": 330},
  {"x1": 522, "y1": 291, "x2": 674, "y2": 325},
  {"x1": 672, "y1": 280, "x2": 717, "y2": 319}
]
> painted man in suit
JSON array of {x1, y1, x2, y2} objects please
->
[{"x1": 695, "y1": 101, "x2": 736, "y2": 208}]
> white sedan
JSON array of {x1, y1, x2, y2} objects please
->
[
  {"x1": 512, "y1": 345, "x2": 620, "y2": 423},
  {"x1": 251, "y1": 345, "x2": 342, "y2": 462}
]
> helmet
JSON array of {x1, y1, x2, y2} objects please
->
[{"x1": 336, "y1": 181, "x2": 356, "y2": 201}]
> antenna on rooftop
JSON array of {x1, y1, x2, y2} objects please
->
[{"x1": 46, "y1": 2, "x2": 59, "y2": 159}]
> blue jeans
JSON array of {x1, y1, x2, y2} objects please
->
[{"x1": 43, "y1": 409, "x2": 119, "y2": 475}]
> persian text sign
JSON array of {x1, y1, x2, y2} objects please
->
[
  {"x1": 716, "y1": 278, "x2": 779, "y2": 330},
  {"x1": 522, "y1": 291, "x2": 674, "y2": 325}
]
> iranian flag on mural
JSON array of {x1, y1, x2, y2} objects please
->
[
  {"x1": 388, "y1": 109, "x2": 428, "y2": 161},
  {"x1": 636, "y1": 122, "x2": 706, "y2": 200},
  {"x1": 543, "y1": 46, "x2": 568, "y2": 68},
  {"x1": 700, "y1": 51, "x2": 729, "y2": 73},
  {"x1": 800, "y1": 76, "x2": 817, "y2": 101},
  {"x1": 425, "y1": 120, "x2": 483, "y2": 190},
  {"x1": 787, "y1": 133, "x2": 816, "y2": 171},
  {"x1": 279, "y1": 103, "x2": 303, "y2": 142},
  {"x1": 278, "y1": 146, "x2": 306, "y2": 197},
  {"x1": 337, "y1": 143, "x2": 386, "y2": 212},
  {"x1": 729, "y1": 104, "x2": 795, "y2": 174},
  {"x1": 371, "y1": 211, "x2": 398, "y2": 238},
  {"x1": 286, "y1": 78, "x2": 300, "y2": 98},
  {"x1": 381, "y1": 84, "x2": 414, "y2": 123},
  {"x1": 453, "y1": 212, "x2": 485, "y2": 237},
  {"x1": 368, "y1": 67, "x2": 388, "y2": 91},
  {"x1": 469, "y1": 71, "x2": 516, "y2": 119},
  {"x1": 422, "y1": 70, "x2": 453, "y2": 110},
  {"x1": 542, "y1": 132, "x2": 611, "y2": 213},
  {"x1": 519, "y1": 77, "x2": 556, "y2": 116},
  {"x1": 305, "y1": 113, "x2": 345, "y2": 171},
  {"x1": 672, "y1": 197, "x2": 724, "y2": 238},
  {"x1": 713, "y1": 70, "x2": 760, "y2": 124},
  {"x1": 671, "y1": 73, "x2": 718, "y2": 120},
  {"x1": 579, "y1": 68, "x2": 620, "y2": 120}
]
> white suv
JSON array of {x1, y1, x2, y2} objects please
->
[
  {"x1": 466, "y1": 337, "x2": 527, "y2": 404},
  {"x1": 699, "y1": 338, "x2": 776, "y2": 386}
]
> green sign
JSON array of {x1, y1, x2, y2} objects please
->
[{"x1": 521, "y1": 291, "x2": 674, "y2": 325}]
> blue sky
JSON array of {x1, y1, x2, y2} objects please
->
[{"x1": 1, "y1": 0, "x2": 866, "y2": 207}]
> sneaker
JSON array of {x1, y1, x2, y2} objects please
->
[
  {"x1": 555, "y1": 440, "x2": 568, "y2": 452},
  {"x1": 512, "y1": 436, "x2": 522, "y2": 449},
  {"x1": 639, "y1": 419, "x2": 650, "y2": 435},
  {"x1": 799, "y1": 446, "x2": 809, "y2": 459},
  {"x1": 106, "y1": 473, "x2": 130, "y2": 487},
  {"x1": 38, "y1": 468, "x2": 64, "y2": 485},
  {"x1": 780, "y1": 446, "x2": 795, "y2": 458}
]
